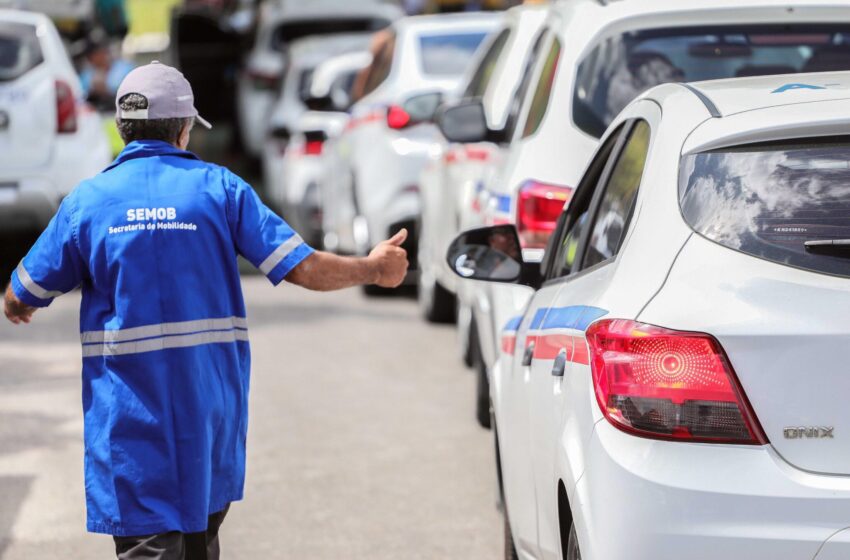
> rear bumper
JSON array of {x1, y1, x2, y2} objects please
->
[{"x1": 574, "y1": 419, "x2": 850, "y2": 560}]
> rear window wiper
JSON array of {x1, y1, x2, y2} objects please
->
[{"x1": 804, "y1": 239, "x2": 850, "y2": 257}]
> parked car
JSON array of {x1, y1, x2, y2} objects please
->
[
  {"x1": 236, "y1": 0, "x2": 403, "y2": 158},
  {"x1": 266, "y1": 49, "x2": 372, "y2": 247},
  {"x1": 440, "y1": 0, "x2": 850, "y2": 439},
  {"x1": 448, "y1": 69, "x2": 850, "y2": 560},
  {"x1": 321, "y1": 12, "x2": 500, "y2": 293},
  {"x1": 419, "y1": 4, "x2": 547, "y2": 323},
  {"x1": 0, "y1": 9, "x2": 111, "y2": 234}
]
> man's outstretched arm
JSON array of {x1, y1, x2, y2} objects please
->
[
  {"x1": 4, "y1": 283, "x2": 36, "y2": 325},
  {"x1": 287, "y1": 229, "x2": 409, "y2": 292}
]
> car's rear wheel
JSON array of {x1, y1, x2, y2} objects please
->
[
  {"x1": 504, "y1": 515, "x2": 520, "y2": 560},
  {"x1": 475, "y1": 351, "x2": 491, "y2": 429},
  {"x1": 420, "y1": 275, "x2": 456, "y2": 323},
  {"x1": 566, "y1": 522, "x2": 581, "y2": 560}
]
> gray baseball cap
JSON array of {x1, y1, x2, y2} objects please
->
[{"x1": 115, "y1": 61, "x2": 212, "y2": 129}]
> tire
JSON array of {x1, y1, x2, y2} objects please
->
[
  {"x1": 419, "y1": 275, "x2": 456, "y2": 323},
  {"x1": 475, "y1": 352, "x2": 491, "y2": 429},
  {"x1": 566, "y1": 522, "x2": 581, "y2": 560},
  {"x1": 462, "y1": 316, "x2": 477, "y2": 368},
  {"x1": 504, "y1": 514, "x2": 520, "y2": 560}
]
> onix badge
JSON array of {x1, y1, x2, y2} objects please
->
[{"x1": 783, "y1": 427, "x2": 834, "y2": 439}]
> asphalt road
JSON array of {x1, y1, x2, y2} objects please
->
[{"x1": 0, "y1": 276, "x2": 501, "y2": 559}]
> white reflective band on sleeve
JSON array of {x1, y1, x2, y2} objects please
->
[
  {"x1": 82, "y1": 329, "x2": 250, "y2": 358},
  {"x1": 259, "y1": 234, "x2": 304, "y2": 275},
  {"x1": 80, "y1": 316, "x2": 249, "y2": 344},
  {"x1": 15, "y1": 262, "x2": 64, "y2": 300}
]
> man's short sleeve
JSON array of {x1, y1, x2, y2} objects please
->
[
  {"x1": 10, "y1": 197, "x2": 86, "y2": 307},
  {"x1": 227, "y1": 172, "x2": 314, "y2": 285}
]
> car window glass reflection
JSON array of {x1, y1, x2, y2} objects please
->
[{"x1": 680, "y1": 139, "x2": 850, "y2": 278}]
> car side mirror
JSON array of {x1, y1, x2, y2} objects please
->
[
  {"x1": 447, "y1": 225, "x2": 524, "y2": 283},
  {"x1": 436, "y1": 99, "x2": 488, "y2": 143},
  {"x1": 403, "y1": 91, "x2": 443, "y2": 125}
]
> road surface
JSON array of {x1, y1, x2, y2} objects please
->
[{"x1": 0, "y1": 276, "x2": 501, "y2": 559}]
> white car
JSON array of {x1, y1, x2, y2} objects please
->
[
  {"x1": 236, "y1": 0, "x2": 402, "y2": 158},
  {"x1": 321, "y1": 12, "x2": 499, "y2": 291},
  {"x1": 266, "y1": 50, "x2": 371, "y2": 247},
  {"x1": 443, "y1": 0, "x2": 850, "y2": 437},
  {"x1": 447, "y1": 69, "x2": 850, "y2": 560},
  {"x1": 418, "y1": 4, "x2": 548, "y2": 324},
  {"x1": 0, "y1": 9, "x2": 111, "y2": 233}
]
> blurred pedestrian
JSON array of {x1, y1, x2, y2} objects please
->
[
  {"x1": 3, "y1": 61, "x2": 409, "y2": 560},
  {"x1": 79, "y1": 29, "x2": 135, "y2": 110}
]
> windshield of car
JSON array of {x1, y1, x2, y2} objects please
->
[
  {"x1": 418, "y1": 31, "x2": 489, "y2": 76},
  {"x1": 575, "y1": 25, "x2": 850, "y2": 138},
  {"x1": 679, "y1": 138, "x2": 850, "y2": 278},
  {"x1": 0, "y1": 22, "x2": 43, "y2": 82}
]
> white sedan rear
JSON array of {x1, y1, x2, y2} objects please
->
[{"x1": 447, "y1": 71, "x2": 850, "y2": 559}]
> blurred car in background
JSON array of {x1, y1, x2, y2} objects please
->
[
  {"x1": 265, "y1": 47, "x2": 372, "y2": 247},
  {"x1": 418, "y1": 3, "x2": 546, "y2": 428},
  {"x1": 0, "y1": 9, "x2": 111, "y2": 233},
  {"x1": 321, "y1": 12, "x2": 499, "y2": 293},
  {"x1": 236, "y1": 0, "x2": 403, "y2": 159},
  {"x1": 442, "y1": 0, "x2": 850, "y2": 444}
]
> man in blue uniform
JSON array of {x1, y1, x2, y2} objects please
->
[{"x1": 3, "y1": 62, "x2": 408, "y2": 559}]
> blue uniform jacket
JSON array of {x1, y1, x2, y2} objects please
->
[{"x1": 10, "y1": 140, "x2": 313, "y2": 536}]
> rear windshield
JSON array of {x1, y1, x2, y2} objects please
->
[
  {"x1": 272, "y1": 18, "x2": 390, "y2": 52},
  {"x1": 418, "y1": 31, "x2": 488, "y2": 76},
  {"x1": 0, "y1": 22, "x2": 43, "y2": 82},
  {"x1": 575, "y1": 25, "x2": 850, "y2": 138},
  {"x1": 679, "y1": 138, "x2": 850, "y2": 278}
]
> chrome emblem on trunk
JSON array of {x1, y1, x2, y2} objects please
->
[{"x1": 783, "y1": 427, "x2": 834, "y2": 439}]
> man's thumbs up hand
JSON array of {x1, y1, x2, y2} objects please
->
[{"x1": 368, "y1": 228, "x2": 409, "y2": 288}]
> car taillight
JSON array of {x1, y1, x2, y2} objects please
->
[
  {"x1": 586, "y1": 319, "x2": 766, "y2": 444},
  {"x1": 55, "y1": 79, "x2": 77, "y2": 134},
  {"x1": 516, "y1": 180, "x2": 572, "y2": 248},
  {"x1": 303, "y1": 139, "x2": 323, "y2": 156},
  {"x1": 247, "y1": 69, "x2": 279, "y2": 91},
  {"x1": 386, "y1": 105, "x2": 411, "y2": 129}
]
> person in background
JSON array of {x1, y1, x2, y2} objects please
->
[
  {"x1": 96, "y1": 0, "x2": 129, "y2": 39},
  {"x1": 79, "y1": 30, "x2": 135, "y2": 110}
]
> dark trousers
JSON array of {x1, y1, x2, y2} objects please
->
[{"x1": 113, "y1": 505, "x2": 230, "y2": 560}]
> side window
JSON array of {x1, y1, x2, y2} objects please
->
[
  {"x1": 503, "y1": 29, "x2": 547, "y2": 141},
  {"x1": 545, "y1": 125, "x2": 626, "y2": 280},
  {"x1": 464, "y1": 29, "x2": 510, "y2": 99},
  {"x1": 521, "y1": 37, "x2": 561, "y2": 139},
  {"x1": 582, "y1": 120, "x2": 650, "y2": 268}
]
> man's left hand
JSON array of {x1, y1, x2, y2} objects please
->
[{"x1": 4, "y1": 283, "x2": 35, "y2": 325}]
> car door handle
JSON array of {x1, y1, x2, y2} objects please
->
[
  {"x1": 522, "y1": 342, "x2": 535, "y2": 367},
  {"x1": 551, "y1": 349, "x2": 567, "y2": 377}
]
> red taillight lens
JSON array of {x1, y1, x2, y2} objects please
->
[
  {"x1": 517, "y1": 180, "x2": 572, "y2": 248},
  {"x1": 387, "y1": 105, "x2": 411, "y2": 129},
  {"x1": 55, "y1": 79, "x2": 77, "y2": 134},
  {"x1": 303, "y1": 140, "x2": 324, "y2": 156},
  {"x1": 586, "y1": 319, "x2": 766, "y2": 444}
]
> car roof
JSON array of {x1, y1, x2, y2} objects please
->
[
  {"x1": 0, "y1": 8, "x2": 52, "y2": 26},
  {"x1": 263, "y1": 1, "x2": 403, "y2": 25},
  {"x1": 394, "y1": 12, "x2": 502, "y2": 36},
  {"x1": 550, "y1": 0, "x2": 850, "y2": 16},
  {"x1": 685, "y1": 71, "x2": 850, "y2": 117},
  {"x1": 286, "y1": 32, "x2": 373, "y2": 64}
]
